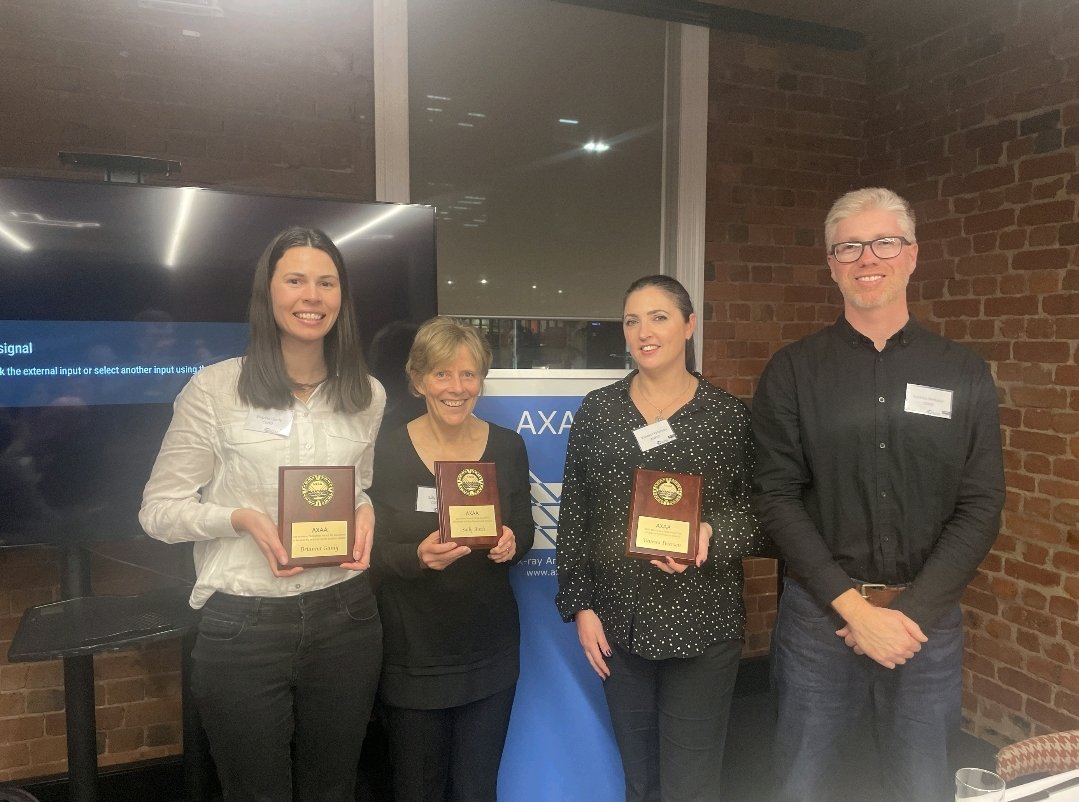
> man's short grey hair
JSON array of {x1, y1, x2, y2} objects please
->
[{"x1": 824, "y1": 187, "x2": 917, "y2": 248}]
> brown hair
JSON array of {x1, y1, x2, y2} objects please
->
[
  {"x1": 238, "y1": 226, "x2": 373, "y2": 412},
  {"x1": 623, "y1": 274, "x2": 696, "y2": 373}
]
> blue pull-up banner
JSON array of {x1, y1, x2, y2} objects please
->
[{"x1": 478, "y1": 370, "x2": 627, "y2": 802}]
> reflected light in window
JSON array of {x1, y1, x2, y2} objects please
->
[
  {"x1": 334, "y1": 205, "x2": 407, "y2": 246},
  {"x1": 164, "y1": 186, "x2": 199, "y2": 268},
  {"x1": 410, "y1": 0, "x2": 666, "y2": 320},
  {"x1": 479, "y1": 278, "x2": 488, "y2": 284},
  {"x1": 0, "y1": 221, "x2": 33, "y2": 252}
]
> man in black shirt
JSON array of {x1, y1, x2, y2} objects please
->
[{"x1": 752, "y1": 187, "x2": 1005, "y2": 802}]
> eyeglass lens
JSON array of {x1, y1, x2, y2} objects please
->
[{"x1": 832, "y1": 237, "x2": 905, "y2": 262}]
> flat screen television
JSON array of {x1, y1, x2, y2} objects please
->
[{"x1": 0, "y1": 176, "x2": 437, "y2": 547}]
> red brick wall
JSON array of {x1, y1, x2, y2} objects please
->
[
  {"x1": 0, "y1": 0, "x2": 375, "y2": 783},
  {"x1": 703, "y1": 33, "x2": 864, "y2": 397},
  {"x1": 0, "y1": 549, "x2": 65, "y2": 781},
  {"x1": 704, "y1": 31, "x2": 867, "y2": 657},
  {"x1": 861, "y1": 0, "x2": 1079, "y2": 745}
]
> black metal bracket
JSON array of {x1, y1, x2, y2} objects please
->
[{"x1": 58, "y1": 152, "x2": 182, "y2": 184}]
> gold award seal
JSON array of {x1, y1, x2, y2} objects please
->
[
  {"x1": 652, "y1": 476, "x2": 683, "y2": 506},
  {"x1": 456, "y1": 468, "x2": 485, "y2": 497},
  {"x1": 300, "y1": 474, "x2": 335, "y2": 507}
]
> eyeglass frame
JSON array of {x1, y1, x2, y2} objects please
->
[{"x1": 827, "y1": 236, "x2": 914, "y2": 263}]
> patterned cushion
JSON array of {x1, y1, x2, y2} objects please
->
[{"x1": 996, "y1": 731, "x2": 1079, "y2": 782}]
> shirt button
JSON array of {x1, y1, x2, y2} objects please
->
[
  {"x1": 878, "y1": 396, "x2": 885, "y2": 403},
  {"x1": 294, "y1": 584, "x2": 302, "y2": 590},
  {"x1": 883, "y1": 536, "x2": 890, "y2": 542},
  {"x1": 879, "y1": 442, "x2": 886, "y2": 449},
  {"x1": 880, "y1": 491, "x2": 887, "y2": 498}
]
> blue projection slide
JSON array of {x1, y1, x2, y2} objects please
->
[{"x1": 0, "y1": 320, "x2": 248, "y2": 407}]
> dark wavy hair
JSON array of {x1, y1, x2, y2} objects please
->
[
  {"x1": 623, "y1": 274, "x2": 697, "y2": 373},
  {"x1": 237, "y1": 226, "x2": 373, "y2": 412}
]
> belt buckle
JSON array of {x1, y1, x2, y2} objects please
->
[{"x1": 859, "y1": 582, "x2": 887, "y2": 599}]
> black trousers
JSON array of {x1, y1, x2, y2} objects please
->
[
  {"x1": 191, "y1": 575, "x2": 383, "y2": 802},
  {"x1": 603, "y1": 639, "x2": 742, "y2": 802},
  {"x1": 382, "y1": 684, "x2": 517, "y2": 802}
]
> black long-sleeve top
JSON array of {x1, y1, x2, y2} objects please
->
[
  {"x1": 369, "y1": 422, "x2": 534, "y2": 710},
  {"x1": 751, "y1": 316, "x2": 1005, "y2": 629},
  {"x1": 555, "y1": 372, "x2": 761, "y2": 660}
]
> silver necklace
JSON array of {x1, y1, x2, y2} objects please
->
[{"x1": 636, "y1": 376, "x2": 691, "y2": 423}]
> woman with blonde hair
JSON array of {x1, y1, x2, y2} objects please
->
[{"x1": 370, "y1": 316, "x2": 534, "y2": 802}]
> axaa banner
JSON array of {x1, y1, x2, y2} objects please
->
[{"x1": 478, "y1": 370, "x2": 627, "y2": 802}]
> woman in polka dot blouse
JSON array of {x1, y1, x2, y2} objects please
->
[{"x1": 555, "y1": 274, "x2": 761, "y2": 802}]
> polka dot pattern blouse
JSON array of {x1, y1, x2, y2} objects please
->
[{"x1": 555, "y1": 372, "x2": 761, "y2": 660}]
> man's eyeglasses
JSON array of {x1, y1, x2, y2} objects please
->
[{"x1": 828, "y1": 236, "x2": 913, "y2": 263}]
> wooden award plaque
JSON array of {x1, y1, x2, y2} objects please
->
[
  {"x1": 625, "y1": 468, "x2": 702, "y2": 565},
  {"x1": 278, "y1": 466, "x2": 355, "y2": 568},
  {"x1": 434, "y1": 461, "x2": 502, "y2": 549}
]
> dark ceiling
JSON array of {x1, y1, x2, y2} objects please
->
[
  {"x1": 700, "y1": 0, "x2": 995, "y2": 43},
  {"x1": 559, "y1": 0, "x2": 999, "y2": 50}
]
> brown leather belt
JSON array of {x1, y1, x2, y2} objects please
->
[
  {"x1": 854, "y1": 582, "x2": 909, "y2": 608},
  {"x1": 786, "y1": 571, "x2": 909, "y2": 608}
]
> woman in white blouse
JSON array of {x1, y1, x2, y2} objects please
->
[{"x1": 140, "y1": 227, "x2": 385, "y2": 802}]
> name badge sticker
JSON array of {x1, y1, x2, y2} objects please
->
[
  {"x1": 244, "y1": 408, "x2": 294, "y2": 436},
  {"x1": 904, "y1": 383, "x2": 953, "y2": 419},
  {"x1": 416, "y1": 486, "x2": 438, "y2": 513},
  {"x1": 634, "y1": 420, "x2": 677, "y2": 452}
]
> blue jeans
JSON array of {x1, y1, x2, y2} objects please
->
[
  {"x1": 191, "y1": 574, "x2": 382, "y2": 802},
  {"x1": 603, "y1": 639, "x2": 742, "y2": 802},
  {"x1": 771, "y1": 579, "x2": 963, "y2": 802}
]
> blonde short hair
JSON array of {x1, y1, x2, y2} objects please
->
[
  {"x1": 405, "y1": 317, "x2": 492, "y2": 395},
  {"x1": 824, "y1": 187, "x2": 916, "y2": 248}
]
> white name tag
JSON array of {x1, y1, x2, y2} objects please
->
[
  {"x1": 416, "y1": 486, "x2": 438, "y2": 513},
  {"x1": 634, "y1": 420, "x2": 677, "y2": 451},
  {"x1": 904, "y1": 383, "x2": 953, "y2": 419},
  {"x1": 244, "y1": 408, "x2": 294, "y2": 436}
]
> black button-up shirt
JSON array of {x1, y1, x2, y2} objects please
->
[{"x1": 751, "y1": 316, "x2": 1005, "y2": 628}]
